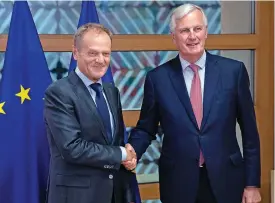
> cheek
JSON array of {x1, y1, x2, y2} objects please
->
[
  {"x1": 199, "y1": 32, "x2": 207, "y2": 41},
  {"x1": 86, "y1": 59, "x2": 95, "y2": 66},
  {"x1": 104, "y1": 58, "x2": 111, "y2": 65},
  {"x1": 176, "y1": 35, "x2": 185, "y2": 41},
  {"x1": 105, "y1": 56, "x2": 111, "y2": 61},
  {"x1": 175, "y1": 36, "x2": 188, "y2": 47}
]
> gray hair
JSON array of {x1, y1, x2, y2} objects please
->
[
  {"x1": 74, "y1": 23, "x2": 112, "y2": 49},
  {"x1": 169, "y1": 4, "x2": 208, "y2": 33}
]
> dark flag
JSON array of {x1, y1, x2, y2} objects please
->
[{"x1": 0, "y1": 1, "x2": 51, "y2": 203}]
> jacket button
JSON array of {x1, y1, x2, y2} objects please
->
[{"x1": 109, "y1": 174, "x2": 113, "y2": 179}]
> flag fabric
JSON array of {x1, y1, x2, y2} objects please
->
[
  {"x1": 69, "y1": 1, "x2": 141, "y2": 202},
  {"x1": 0, "y1": 1, "x2": 52, "y2": 203}
]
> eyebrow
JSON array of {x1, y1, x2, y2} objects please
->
[{"x1": 177, "y1": 25, "x2": 204, "y2": 29}]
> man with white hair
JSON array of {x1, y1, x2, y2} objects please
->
[{"x1": 127, "y1": 3, "x2": 261, "y2": 203}]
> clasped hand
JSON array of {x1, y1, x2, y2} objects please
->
[{"x1": 122, "y1": 144, "x2": 137, "y2": 171}]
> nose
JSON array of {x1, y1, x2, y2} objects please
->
[
  {"x1": 96, "y1": 54, "x2": 104, "y2": 63},
  {"x1": 188, "y1": 30, "x2": 196, "y2": 39}
]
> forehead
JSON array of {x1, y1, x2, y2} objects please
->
[
  {"x1": 82, "y1": 30, "x2": 111, "y2": 42},
  {"x1": 80, "y1": 30, "x2": 111, "y2": 50},
  {"x1": 175, "y1": 9, "x2": 205, "y2": 28}
]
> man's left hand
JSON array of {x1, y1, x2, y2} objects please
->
[{"x1": 242, "y1": 187, "x2": 261, "y2": 203}]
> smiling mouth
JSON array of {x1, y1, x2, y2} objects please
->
[
  {"x1": 92, "y1": 65, "x2": 105, "y2": 69},
  {"x1": 187, "y1": 43, "x2": 199, "y2": 47}
]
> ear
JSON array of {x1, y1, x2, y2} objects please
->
[
  {"x1": 171, "y1": 32, "x2": 176, "y2": 44},
  {"x1": 72, "y1": 45, "x2": 78, "y2": 60},
  {"x1": 205, "y1": 26, "x2": 208, "y2": 39}
]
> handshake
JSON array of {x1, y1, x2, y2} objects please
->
[{"x1": 122, "y1": 143, "x2": 137, "y2": 171}]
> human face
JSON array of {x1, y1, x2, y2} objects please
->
[
  {"x1": 172, "y1": 9, "x2": 208, "y2": 63},
  {"x1": 73, "y1": 30, "x2": 111, "y2": 82}
]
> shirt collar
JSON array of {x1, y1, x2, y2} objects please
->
[
  {"x1": 75, "y1": 67, "x2": 102, "y2": 88},
  {"x1": 179, "y1": 50, "x2": 206, "y2": 71}
]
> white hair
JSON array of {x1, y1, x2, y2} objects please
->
[{"x1": 169, "y1": 4, "x2": 208, "y2": 33}]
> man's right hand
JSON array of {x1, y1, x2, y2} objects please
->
[
  {"x1": 126, "y1": 143, "x2": 136, "y2": 161},
  {"x1": 122, "y1": 144, "x2": 137, "y2": 171}
]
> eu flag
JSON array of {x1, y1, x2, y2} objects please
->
[
  {"x1": 69, "y1": 1, "x2": 141, "y2": 202},
  {"x1": 0, "y1": 2, "x2": 51, "y2": 203}
]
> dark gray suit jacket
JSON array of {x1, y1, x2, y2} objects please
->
[{"x1": 44, "y1": 71, "x2": 134, "y2": 203}]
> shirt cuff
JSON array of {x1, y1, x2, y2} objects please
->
[{"x1": 120, "y1": 146, "x2": 127, "y2": 161}]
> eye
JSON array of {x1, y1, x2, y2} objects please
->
[
  {"x1": 194, "y1": 26, "x2": 203, "y2": 32},
  {"x1": 103, "y1": 53, "x2": 110, "y2": 57},
  {"x1": 180, "y1": 28, "x2": 190, "y2": 34},
  {"x1": 88, "y1": 52, "x2": 97, "y2": 57}
]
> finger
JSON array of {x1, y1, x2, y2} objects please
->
[
  {"x1": 123, "y1": 163, "x2": 133, "y2": 169},
  {"x1": 124, "y1": 161, "x2": 136, "y2": 168},
  {"x1": 129, "y1": 150, "x2": 136, "y2": 158},
  {"x1": 124, "y1": 161, "x2": 136, "y2": 169},
  {"x1": 123, "y1": 161, "x2": 135, "y2": 168},
  {"x1": 125, "y1": 164, "x2": 135, "y2": 170},
  {"x1": 246, "y1": 198, "x2": 252, "y2": 203},
  {"x1": 126, "y1": 144, "x2": 135, "y2": 152},
  {"x1": 242, "y1": 195, "x2": 246, "y2": 203},
  {"x1": 125, "y1": 143, "x2": 132, "y2": 149}
]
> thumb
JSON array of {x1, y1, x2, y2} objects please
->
[
  {"x1": 242, "y1": 195, "x2": 246, "y2": 203},
  {"x1": 126, "y1": 143, "x2": 134, "y2": 150}
]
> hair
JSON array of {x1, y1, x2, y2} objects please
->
[
  {"x1": 73, "y1": 23, "x2": 113, "y2": 49},
  {"x1": 169, "y1": 3, "x2": 208, "y2": 33}
]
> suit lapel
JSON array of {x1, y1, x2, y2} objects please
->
[
  {"x1": 103, "y1": 84, "x2": 118, "y2": 145},
  {"x1": 68, "y1": 72, "x2": 110, "y2": 144},
  {"x1": 201, "y1": 52, "x2": 219, "y2": 130},
  {"x1": 169, "y1": 56, "x2": 199, "y2": 129}
]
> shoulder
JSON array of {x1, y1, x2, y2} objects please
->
[
  {"x1": 207, "y1": 52, "x2": 245, "y2": 78},
  {"x1": 147, "y1": 56, "x2": 179, "y2": 79},
  {"x1": 45, "y1": 76, "x2": 70, "y2": 96},
  {"x1": 209, "y1": 53, "x2": 243, "y2": 68},
  {"x1": 103, "y1": 82, "x2": 120, "y2": 100},
  {"x1": 103, "y1": 82, "x2": 118, "y2": 92}
]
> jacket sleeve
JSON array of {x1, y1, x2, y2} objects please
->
[
  {"x1": 128, "y1": 73, "x2": 159, "y2": 159},
  {"x1": 237, "y1": 62, "x2": 261, "y2": 187}
]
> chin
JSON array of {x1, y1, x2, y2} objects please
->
[{"x1": 190, "y1": 49, "x2": 203, "y2": 55}]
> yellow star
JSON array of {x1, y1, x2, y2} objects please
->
[
  {"x1": 15, "y1": 85, "x2": 31, "y2": 104},
  {"x1": 0, "y1": 102, "x2": 6, "y2": 114}
]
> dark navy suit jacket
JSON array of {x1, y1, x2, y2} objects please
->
[
  {"x1": 129, "y1": 52, "x2": 260, "y2": 203},
  {"x1": 44, "y1": 71, "x2": 134, "y2": 203}
]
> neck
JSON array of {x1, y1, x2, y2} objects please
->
[{"x1": 180, "y1": 51, "x2": 204, "y2": 64}]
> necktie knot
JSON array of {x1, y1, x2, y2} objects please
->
[
  {"x1": 190, "y1": 64, "x2": 199, "y2": 74},
  {"x1": 90, "y1": 83, "x2": 102, "y2": 95}
]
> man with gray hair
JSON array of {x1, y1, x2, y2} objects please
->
[
  {"x1": 127, "y1": 3, "x2": 261, "y2": 203},
  {"x1": 44, "y1": 23, "x2": 136, "y2": 203}
]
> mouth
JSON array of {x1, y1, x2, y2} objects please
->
[
  {"x1": 92, "y1": 65, "x2": 105, "y2": 69},
  {"x1": 186, "y1": 42, "x2": 199, "y2": 47}
]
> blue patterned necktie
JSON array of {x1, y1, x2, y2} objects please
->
[{"x1": 90, "y1": 83, "x2": 112, "y2": 143}]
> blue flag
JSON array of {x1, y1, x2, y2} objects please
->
[
  {"x1": 0, "y1": 2, "x2": 51, "y2": 203},
  {"x1": 69, "y1": 1, "x2": 141, "y2": 202}
]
